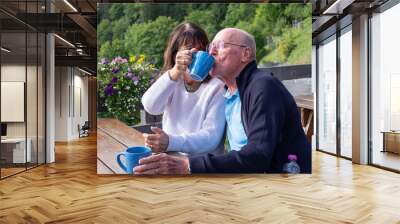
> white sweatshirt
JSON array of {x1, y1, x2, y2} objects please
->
[{"x1": 141, "y1": 72, "x2": 226, "y2": 155}]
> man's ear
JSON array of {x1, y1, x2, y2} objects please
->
[{"x1": 241, "y1": 47, "x2": 252, "y2": 63}]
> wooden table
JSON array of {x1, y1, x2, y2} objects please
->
[
  {"x1": 97, "y1": 118, "x2": 146, "y2": 174},
  {"x1": 294, "y1": 95, "x2": 313, "y2": 144}
]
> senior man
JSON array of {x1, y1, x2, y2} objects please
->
[{"x1": 135, "y1": 28, "x2": 311, "y2": 174}]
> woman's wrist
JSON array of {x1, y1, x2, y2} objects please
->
[{"x1": 168, "y1": 68, "x2": 180, "y2": 81}]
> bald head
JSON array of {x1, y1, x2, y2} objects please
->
[
  {"x1": 209, "y1": 28, "x2": 257, "y2": 82},
  {"x1": 216, "y1": 28, "x2": 256, "y2": 60}
]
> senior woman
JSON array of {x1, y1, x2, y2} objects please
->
[{"x1": 141, "y1": 22, "x2": 225, "y2": 156}]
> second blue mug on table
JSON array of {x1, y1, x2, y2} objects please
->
[
  {"x1": 189, "y1": 51, "x2": 215, "y2": 81},
  {"x1": 116, "y1": 146, "x2": 152, "y2": 174}
]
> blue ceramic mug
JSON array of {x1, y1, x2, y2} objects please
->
[
  {"x1": 116, "y1": 146, "x2": 152, "y2": 174},
  {"x1": 189, "y1": 51, "x2": 215, "y2": 81}
]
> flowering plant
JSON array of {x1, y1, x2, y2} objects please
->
[{"x1": 98, "y1": 55, "x2": 156, "y2": 125}]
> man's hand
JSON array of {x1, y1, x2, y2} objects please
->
[
  {"x1": 143, "y1": 127, "x2": 169, "y2": 153},
  {"x1": 134, "y1": 153, "x2": 190, "y2": 175}
]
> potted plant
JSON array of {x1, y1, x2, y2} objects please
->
[{"x1": 98, "y1": 55, "x2": 156, "y2": 126}]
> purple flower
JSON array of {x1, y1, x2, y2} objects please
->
[
  {"x1": 100, "y1": 58, "x2": 109, "y2": 64},
  {"x1": 127, "y1": 75, "x2": 139, "y2": 85},
  {"x1": 111, "y1": 67, "x2": 120, "y2": 74},
  {"x1": 105, "y1": 84, "x2": 114, "y2": 96},
  {"x1": 124, "y1": 72, "x2": 139, "y2": 85},
  {"x1": 110, "y1": 77, "x2": 118, "y2": 84},
  {"x1": 125, "y1": 71, "x2": 133, "y2": 79},
  {"x1": 131, "y1": 76, "x2": 139, "y2": 82}
]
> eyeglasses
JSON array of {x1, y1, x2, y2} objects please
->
[{"x1": 207, "y1": 41, "x2": 248, "y2": 53}]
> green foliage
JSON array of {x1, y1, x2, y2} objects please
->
[
  {"x1": 108, "y1": 4, "x2": 125, "y2": 21},
  {"x1": 222, "y1": 4, "x2": 256, "y2": 28},
  {"x1": 287, "y1": 17, "x2": 312, "y2": 64},
  {"x1": 98, "y1": 39, "x2": 128, "y2": 60},
  {"x1": 123, "y1": 4, "x2": 144, "y2": 24},
  {"x1": 112, "y1": 18, "x2": 130, "y2": 40},
  {"x1": 140, "y1": 4, "x2": 188, "y2": 22},
  {"x1": 255, "y1": 4, "x2": 312, "y2": 65},
  {"x1": 98, "y1": 3, "x2": 312, "y2": 69},
  {"x1": 124, "y1": 16, "x2": 177, "y2": 68},
  {"x1": 185, "y1": 10, "x2": 218, "y2": 39},
  {"x1": 97, "y1": 19, "x2": 112, "y2": 47}
]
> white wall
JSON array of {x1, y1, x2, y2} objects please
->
[
  {"x1": 0, "y1": 65, "x2": 39, "y2": 137},
  {"x1": 1, "y1": 63, "x2": 46, "y2": 164},
  {"x1": 54, "y1": 67, "x2": 89, "y2": 141},
  {"x1": 72, "y1": 73, "x2": 89, "y2": 138},
  {"x1": 1, "y1": 65, "x2": 26, "y2": 139},
  {"x1": 55, "y1": 66, "x2": 69, "y2": 141}
]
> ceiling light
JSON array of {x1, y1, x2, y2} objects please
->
[
  {"x1": 63, "y1": 0, "x2": 78, "y2": 12},
  {"x1": 54, "y1": 34, "x2": 75, "y2": 48},
  {"x1": 322, "y1": 0, "x2": 355, "y2": 15},
  {"x1": 78, "y1": 68, "x2": 92, "y2": 76},
  {"x1": 1, "y1": 47, "x2": 11, "y2": 53}
]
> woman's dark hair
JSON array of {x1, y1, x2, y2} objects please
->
[{"x1": 161, "y1": 22, "x2": 211, "y2": 83}]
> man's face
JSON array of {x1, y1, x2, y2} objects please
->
[{"x1": 208, "y1": 31, "x2": 245, "y2": 81}]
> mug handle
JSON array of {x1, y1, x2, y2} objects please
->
[{"x1": 116, "y1": 152, "x2": 128, "y2": 173}]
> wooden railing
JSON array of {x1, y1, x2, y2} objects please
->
[{"x1": 294, "y1": 95, "x2": 314, "y2": 144}]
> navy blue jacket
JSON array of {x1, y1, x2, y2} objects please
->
[{"x1": 189, "y1": 61, "x2": 311, "y2": 173}]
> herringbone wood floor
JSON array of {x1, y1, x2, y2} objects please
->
[{"x1": 1, "y1": 134, "x2": 400, "y2": 224}]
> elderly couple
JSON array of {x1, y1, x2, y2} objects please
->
[{"x1": 136, "y1": 22, "x2": 311, "y2": 174}]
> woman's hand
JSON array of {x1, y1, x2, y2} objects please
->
[
  {"x1": 169, "y1": 48, "x2": 198, "y2": 81},
  {"x1": 143, "y1": 127, "x2": 169, "y2": 153}
]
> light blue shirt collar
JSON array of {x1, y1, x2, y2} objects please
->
[{"x1": 224, "y1": 89, "x2": 248, "y2": 151}]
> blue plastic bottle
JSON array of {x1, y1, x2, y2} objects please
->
[{"x1": 282, "y1": 154, "x2": 301, "y2": 174}]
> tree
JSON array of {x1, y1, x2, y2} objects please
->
[
  {"x1": 98, "y1": 3, "x2": 312, "y2": 67},
  {"x1": 98, "y1": 19, "x2": 114, "y2": 48},
  {"x1": 208, "y1": 4, "x2": 229, "y2": 31},
  {"x1": 184, "y1": 10, "x2": 218, "y2": 39},
  {"x1": 253, "y1": 4, "x2": 311, "y2": 65},
  {"x1": 222, "y1": 4, "x2": 256, "y2": 28},
  {"x1": 123, "y1": 4, "x2": 144, "y2": 24},
  {"x1": 287, "y1": 17, "x2": 312, "y2": 64},
  {"x1": 112, "y1": 18, "x2": 130, "y2": 40},
  {"x1": 108, "y1": 4, "x2": 126, "y2": 21},
  {"x1": 124, "y1": 16, "x2": 177, "y2": 67},
  {"x1": 98, "y1": 38, "x2": 129, "y2": 61}
]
